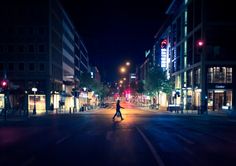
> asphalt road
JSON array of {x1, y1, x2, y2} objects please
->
[{"x1": 0, "y1": 102, "x2": 236, "y2": 166}]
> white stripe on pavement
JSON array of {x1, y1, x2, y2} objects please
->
[
  {"x1": 136, "y1": 127, "x2": 165, "y2": 166},
  {"x1": 56, "y1": 135, "x2": 71, "y2": 145},
  {"x1": 176, "y1": 134, "x2": 195, "y2": 145}
]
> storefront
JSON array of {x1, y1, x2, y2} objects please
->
[
  {"x1": 0, "y1": 94, "x2": 4, "y2": 110},
  {"x1": 28, "y1": 94, "x2": 46, "y2": 114},
  {"x1": 207, "y1": 85, "x2": 232, "y2": 111}
]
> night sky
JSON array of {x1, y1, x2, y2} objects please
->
[{"x1": 60, "y1": 0, "x2": 171, "y2": 82}]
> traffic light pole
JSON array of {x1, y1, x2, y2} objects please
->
[{"x1": 4, "y1": 89, "x2": 9, "y2": 121}]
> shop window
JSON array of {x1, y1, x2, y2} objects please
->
[
  {"x1": 208, "y1": 67, "x2": 232, "y2": 83},
  {"x1": 226, "y1": 67, "x2": 232, "y2": 83}
]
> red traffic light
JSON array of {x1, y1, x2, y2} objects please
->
[
  {"x1": 197, "y1": 40, "x2": 204, "y2": 47},
  {"x1": 1, "y1": 80, "x2": 8, "y2": 88}
]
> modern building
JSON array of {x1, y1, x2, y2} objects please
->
[
  {"x1": 0, "y1": 0, "x2": 90, "y2": 114},
  {"x1": 154, "y1": 0, "x2": 236, "y2": 112},
  {"x1": 90, "y1": 66, "x2": 101, "y2": 83}
]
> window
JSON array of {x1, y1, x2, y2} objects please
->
[
  {"x1": 19, "y1": 63, "x2": 24, "y2": 71},
  {"x1": 29, "y1": 27, "x2": 34, "y2": 35},
  {"x1": 0, "y1": 45, "x2": 4, "y2": 52},
  {"x1": 19, "y1": 45, "x2": 25, "y2": 53},
  {"x1": 8, "y1": 63, "x2": 14, "y2": 71},
  {"x1": 226, "y1": 67, "x2": 232, "y2": 83},
  {"x1": 8, "y1": 45, "x2": 14, "y2": 53},
  {"x1": 0, "y1": 63, "x2": 3, "y2": 71},
  {"x1": 39, "y1": 45, "x2": 45, "y2": 52},
  {"x1": 29, "y1": 45, "x2": 34, "y2": 52},
  {"x1": 39, "y1": 63, "x2": 45, "y2": 71},
  {"x1": 194, "y1": 68, "x2": 200, "y2": 86},
  {"x1": 29, "y1": 63, "x2": 35, "y2": 71},
  {"x1": 208, "y1": 67, "x2": 232, "y2": 83},
  {"x1": 38, "y1": 27, "x2": 45, "y2": 35}
]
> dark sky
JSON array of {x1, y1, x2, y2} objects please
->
[{"x1": 60, "y1": 0, "x2": 171, "y2": 82}]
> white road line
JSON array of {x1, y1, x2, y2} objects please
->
[
  {"x1": 228, "y1": 120, "x2": 236, "y2": 123},
  {"x1": 106, "y1": 131, "x2": 113, "y2": 141},
  {"x1": 136, "y1": 127, "x2": 165, "y2": 166},
  {"x1": 183, "y1": 147, "x2": 194, "y2": 155},
  {"x1": 176, "y1": 134, "x2": 195, "y2": 145},
  {"x1": 22, "y1": 156, "x2": 35, "y2": 166},
  {"x1": 56, "y1": 135, "x2": 71, "y2": 145}
]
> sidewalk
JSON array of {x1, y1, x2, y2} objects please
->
[{"x1": 135, "y1": 104, "x2": 236, "y2": 118}]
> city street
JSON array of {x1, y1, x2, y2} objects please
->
[{"x1": 0, "y1": 102, "x2": 236, "y2": 166}]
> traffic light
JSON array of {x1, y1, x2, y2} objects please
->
[{"x1": 1, "y1": 80, "x2": 8, "y2": 90}]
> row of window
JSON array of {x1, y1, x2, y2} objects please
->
[
  {"x1": 208, "y1": 67, "x2": 232, "y2": 83},
  {"x1": 0, "y1": 63, "x2": 45, "y2": 72},
  {"x1": 183, "y1": 67, "x2": 233, "y2": 88},
  {"x1": 0, "y1": 27, "x2": 46, "y2": 36},
  {"x1": 0, "y1": 44, "x2": 46, "y2": 53}
]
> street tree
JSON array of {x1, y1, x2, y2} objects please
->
[{"x1": 144, "y1": 65, "x2": 173, "y2": 105}]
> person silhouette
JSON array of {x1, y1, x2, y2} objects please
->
[{"x1": 112, "y1": 99, "x2": 124, "y2": 120}]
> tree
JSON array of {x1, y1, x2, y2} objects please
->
[
  {"x1": 79, "y1": 72, "x2": 109, "y2": 101},
  {"x1": 144, "y1": 66, "x2": 166, "y2": 96},
  {"x1": 136, "y1": 80, "x2": 145, "y2": 94},
  {"x1": 144, "y1": 65, "x2": 174, "y2": 105}
]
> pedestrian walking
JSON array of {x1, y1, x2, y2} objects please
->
[{"x1": 112, "y1": 99, "x2": 124, "y2": 120}]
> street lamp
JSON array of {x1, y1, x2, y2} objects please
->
[
  {"x1": 32, "y1": 87, "x2": 37, "y2": 115},
  {"x1": 120, "y1": 67, "x2": 126, "y2": 73},
  {"x1": 126, "y1": 61, "x2": 130, "y2": 66}
]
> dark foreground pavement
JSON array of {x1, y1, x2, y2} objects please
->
[{"x1": 0, "y1": 102, "x2": 236, "y2": 166}]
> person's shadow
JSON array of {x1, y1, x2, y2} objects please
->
[{"x1": 112, "y1": 119, "x2": 122, "y2": 131}]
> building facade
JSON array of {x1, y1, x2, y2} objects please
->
[
  {"x1": 154, "y1": 0, "x2": 236, "y2": 112},
  {"x1": 0, "y1": 0, "x2": 90, "y2": 114}
]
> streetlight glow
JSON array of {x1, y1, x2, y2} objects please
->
[
  {"x1": 126, "y1": 62, "x2": 130, "y2": 66},
  {"x1": 120, "y1": 67, "x2": 126, "y2": 73}
]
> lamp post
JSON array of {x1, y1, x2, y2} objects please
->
[
  {"x1": 32, "y1": 87, "x2": 37, "y2": 115},
  {"x1": 197, "y1": 39, "x2": 207, "y2": 114}
]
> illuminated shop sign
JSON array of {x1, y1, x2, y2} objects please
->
[
  {"x1": 215, "y1": 85, "x2": 225, "y2": 89},
  {"x1": 161, "y1": 49, "x2": 167, "y2": 68},
  {"x1": 160, "y1": 39, "x2": 168, "y2": 68}
]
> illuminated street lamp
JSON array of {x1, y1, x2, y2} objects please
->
[
  {"x1": 120, "y1": 67, "x2": 126, "y2": 73},
  {"x1": 126, "y1": 62, "x2": 130, "y2": 66},
  {"x1": 119, "y1": 80, "x2": 123, "y2": 84},
  {"x1": 32, "y1": 87, "x2": 37, "y2": 115},
  {"x1": 123, "y1": 78, "x2": 126, "y2": 81}
]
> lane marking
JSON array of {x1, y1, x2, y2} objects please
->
[
  {"x1": 176, "y1": 134, "x2": 195, "y2": 145},
  {"x1": 56, "y1": 135, "x2": 71, "y2": 145},
  {"x1": 22, "y1": 156, "x2": 35, "y2": 166},
  {"x1": 136, "y1": 127, "x2": 165, "y2": 166},
  {"x1": 106, "y1": 131, "x2": 113, "y2": 141},
  {"x1": 183, "y1": 147, "x2": 194, "y2": 155}
]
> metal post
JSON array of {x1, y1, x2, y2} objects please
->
[{"x1": 33, "y1": 91, "x2": 36, "y2": 115}]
